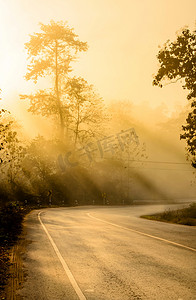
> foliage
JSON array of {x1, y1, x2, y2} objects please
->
[
  {"x1": 20, "y1": 89, "x2": 59, "y2": 116},
  {"x1": 21, "y1": 136, "x2": 56, "y2": 202},
  {"x1": 153, "y1": 28, "x2": 196, "y2": 100},
  {"x1": 0, "y1": 123, "x2": 26, "y2": 184},
  {"x1": 24, "y1": 20, "x2": 88, "y2": 83},
  {"x1": 0, "y1": 106, "x2": 13, "y2": 164},
  {"x1": 153, "y1": 28, "x2": 196, "y2": 167},
  {"x1": 141, "y1": 202, "x2": 196, "y2": 226},
  {"x1": 0, "y1": 203, "x2": 27, "y2": 298},
  {"x1": 21, "y1": 20, "x2": 88, "y2": 137},
  {"x1": 0, "y1": 93, "x2": 28, "y2": 205},
  {"x1": 65, "y1": 76, "x2": 106, "y2": 144},
  {"x1": 0, "y1": 203, "x2": 24, "y2": 246},
  {"x1": 180, "y1": 102, "x2": 196, "y2": 167}
]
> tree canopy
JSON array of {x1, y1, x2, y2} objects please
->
[
  {"x1": 153, "y1": 28, "x2": 196, "y2": 100},
  {"x1": 153, "y1": 28, "x2": 196, "y2": 167},
  {"x1": 25, "y1": 20, "x2": 88, "y2": 83},
  {"x1": 22, "y1": 20, "x2": 88, "y2": 138},
  {"x1": 65, "y1": 77, "x2": 105, "y2": 144},
  {"x1": 21, "y1": 20, "x2": 106, "y2": 144}
]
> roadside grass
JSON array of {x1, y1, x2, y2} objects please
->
[
  {"x1": 0, "y1": 203, "x2": 30, "y2": 299},
  {"x1": 141, "y1": 203, "x2": 196, "y2": 226}
]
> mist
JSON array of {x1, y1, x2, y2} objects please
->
[
  {"x1": 0, "y1": 1, "x2": 196, "y2": 208},
  {"x1": 1, "y1": 92, "x2": 195, "y2": 207}
]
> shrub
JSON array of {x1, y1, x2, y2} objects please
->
[{"x1": 0, "y1": 203, "x2": 24, "y2": 246}]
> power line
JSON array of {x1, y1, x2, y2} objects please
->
[
  {"x1": 128, "y1": 166, "x2": 193, "y2": 171},
  {"x1": 128, "y1": 159, "x2": 190, "y2": 165}
]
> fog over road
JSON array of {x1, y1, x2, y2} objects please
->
[{"x1": 19, "y1": 205, "x2": 196, "y2": 300}]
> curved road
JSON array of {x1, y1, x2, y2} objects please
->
[{"x1": 19, "y1": 205, "x2": 196, "y2": 299}]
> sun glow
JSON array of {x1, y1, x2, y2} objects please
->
[
  {"x1": 0, "y1": 0, "x2": 195, "y2": 115},
  {"x1": 0, "y1": 3, "x2": 27, "y2": 103}
]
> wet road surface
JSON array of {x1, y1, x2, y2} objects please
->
[{"x1": 19, "y1": 205, "x2": 196, "y2": 299}]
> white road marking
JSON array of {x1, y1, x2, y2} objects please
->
[
  {"x1": 87, "y1": 213, "x2": 196, "y2": 252},
  {"x1": 38, "y1": 212, "x2": 86, "y2": 300},
  {"x1": 47, "y1": 224, "x2": 82, "y2": 229}
]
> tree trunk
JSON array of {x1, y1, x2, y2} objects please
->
[
  {"x1": 74, "y1": 102, "x2": 80, "y2": 146},
  {"x1": 55, "y1": 40, "x2": 64, "y2": 139}
]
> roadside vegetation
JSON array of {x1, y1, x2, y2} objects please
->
[
  {"x1": 0, "y1": 203, "x2": 29, "y2": 298},
  {"x1": 141, "y1": 203, "x2": 196, "y2": 226}
]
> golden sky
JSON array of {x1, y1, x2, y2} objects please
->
[{"x1": 0, "y1": 0, "x2": 195, "y2": 117}]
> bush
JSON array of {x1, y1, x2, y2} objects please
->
[
  {"x1": 141, "y1": 202, "x2": 196, "y2": 226},
  {"x1": 0, "y1": 203, "x2": 24, "y2": 246}
]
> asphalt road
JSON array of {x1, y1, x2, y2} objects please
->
[{"x1": 19, "y1": 205, "x2": 196, "y2": 300}]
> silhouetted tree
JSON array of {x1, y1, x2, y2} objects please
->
[
  {"x1": 0, "y1": 102, "x2": 26, "y2": 206},
  {"x1": 65, "y1": 77, "x2": 106, "y2": 145},
  {"x1": 21, "y1": 20, "x2": 88, "y2": 138},
  {"x1": 0, "y1": 90, "x2": 14, "y2": 165},
  {"x1": 0, "y1": 123, "x2": 26, "y2": 184},
  {"x1": 0, "y1": 110, "x2": 11, "y2": 164},
  {"x1": 181, "y1": 104, "x2": 196, "y2": 167},
  {"x1": 153, "y1": 28, "x2": 196, "y2": 167},
  {"x1": 20, "y1": 137, "x2": 50, "y2": 202}
]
